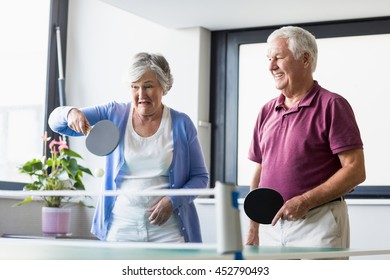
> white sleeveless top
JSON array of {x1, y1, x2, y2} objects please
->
[
  {"x1": 117, "y1": 104, "x2": 173, "y2": 205},
  {"x1": 107, "y1": 105, "x2": 183, "y2": 242}
]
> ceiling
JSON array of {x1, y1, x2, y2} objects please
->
[{"x1": 101, "y1": 0, "x2": 390, "y2": 31}]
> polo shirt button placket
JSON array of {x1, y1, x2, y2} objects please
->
[{"x1": 281, "y1": 114, "x2": 288, "y2": 127}]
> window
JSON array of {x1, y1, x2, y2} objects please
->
[
  {"x1": 0, "y1": 1, "x2": 50, "y2": 183},
  {"x1": 210, "y1": 17, "x2": 390, "y2": 198},
  {"x1": 0, "y1": 0, "x2": 68, "y2": 189}
]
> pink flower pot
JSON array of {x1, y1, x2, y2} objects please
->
[{"x1": 41, "y1": 207, "x2": 72, "y2": 236}]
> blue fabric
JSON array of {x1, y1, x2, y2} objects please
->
[{"x1": 49, "y1": 101, "x2": 209, "y2": 242}]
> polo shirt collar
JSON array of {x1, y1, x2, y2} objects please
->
[{"x1": 275, "y1": 81, "x2": 320, "y2": 110}]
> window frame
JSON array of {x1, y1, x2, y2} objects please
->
[
  {"x1": 0, "y1": 0, "x2": 69, "y2": 190},
  {"x1": 210, "y1": 16, "x2": 390, "y2": 198}
]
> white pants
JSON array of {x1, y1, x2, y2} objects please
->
[
  {"x1": 106, "y1": 178, "x2": 184, "y2": 243},
  {"x1": 260, "y1": 199, "x2": 350, "y2": 248},
  {"x1": 106, "y1": 207, "x2": 184, "y2": 243}
]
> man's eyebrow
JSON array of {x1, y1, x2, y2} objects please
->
[{"x1": 131, "y1": 80, "x2": 154, "y2": 84}]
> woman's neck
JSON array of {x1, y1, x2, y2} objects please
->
[{"x1": 132, "y1": 105, "x2": 164, "y2": 137}]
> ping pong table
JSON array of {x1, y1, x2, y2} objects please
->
[{"x1": 1, "y1": 237, "x2": 390, "y2": 260}]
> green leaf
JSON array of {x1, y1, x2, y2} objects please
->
[
  {"x1": 19, "y1": 159, "x2": 43, "y2": 174},
  {"x1": 23, "y1": 182, "x2": 42, "y2": 191},
  {"x1": 78, "y1": 165, "x2": 93, "y2": 176},
  {"x1": 13, "y1": 196, "x2": 33, "y2": 207},
  {"x1": 73, "y1": 181, "x2": 84, "y2": 190},
  {"x1": 66, "y1": 158, "x2": 80, "y2": 178},
  {"x1": 45, "y1": 157, "x2": 54, "y2": 167},
  {"x1": 62, "y1": 148, "x2": 82, "y2": 159},
  {"x1": 78, "y1": 200, "x2": 94, "y2": 208}
]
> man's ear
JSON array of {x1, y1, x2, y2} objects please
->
[
  {"x1": 303, "y1": 52, "x2": 310, "y2": 66},
  {"x1": 303, "y1": 52, "x2": 310, "y2": 64}
]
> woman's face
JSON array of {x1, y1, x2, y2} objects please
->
[{"x1": 131, "y1": 70, "x2": 164, "y2": 117}]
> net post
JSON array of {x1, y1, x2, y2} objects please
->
[{"x1": 215, "y1": 181, "x2": 243, "y2": 259}]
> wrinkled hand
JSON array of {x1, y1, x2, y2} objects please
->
[
  {"x1": 272, "y1": 195, "x2": 310, "y2": 226},
  {"x1": 148, "y1": 196, "x2": 173, "y2": 226},
  {"x1": 67, "y1": 108, "x2": 91, "y2": 135}
]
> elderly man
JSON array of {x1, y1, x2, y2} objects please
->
[{"x1": 246, "y1": 26, "x2": 365, "y2": 249}]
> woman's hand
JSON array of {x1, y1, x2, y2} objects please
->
[
  {"x1": 148, "y1": 196, "x2": 173, "y2": 226},
  {"x1": 67, "y1": 108, "x2": 91, "y2": 135}
]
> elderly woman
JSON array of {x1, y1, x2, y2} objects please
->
[{"x1": 49, "y1": 52, "x2": 209, "y2": 243}]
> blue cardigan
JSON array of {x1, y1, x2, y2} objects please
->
[{"x1": 48, "y1": 101, "x2": 209, "y2": 242}]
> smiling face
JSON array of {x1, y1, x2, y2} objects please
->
[
  {"x1": 267, "y1": 37, "x2": 311, "y2": 96},
  {"x1": 131, "y1": 70, "x2": 164, "y2": 117}
]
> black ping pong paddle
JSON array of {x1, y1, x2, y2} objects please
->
[
  {"x1": 244, "y1": 188, "x2": 284, "y2": 224},
  {"x1": 86, "y1": 120, "x2": 120, "y2": 156}
]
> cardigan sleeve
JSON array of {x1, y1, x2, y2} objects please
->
[{"x1": 168, "y1": 110, "x2": 209, "y2": 209}]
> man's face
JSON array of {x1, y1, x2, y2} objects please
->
[{"x1": 267, "y1": 37, "x2": 307, "y2": 94}]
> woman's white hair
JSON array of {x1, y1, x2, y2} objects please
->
[
  {"x1": 267, "y1": 26, "x2": 318, "y2": 73},
  {"x1": 128, "y1": 52, "x2": 174, "y2": 95}
]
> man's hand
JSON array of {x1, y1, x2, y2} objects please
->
[
  {"x1": 272, "y1": 195, "x2": 310, "y2": 225},
  {"x1": 245, "y1": 220, "x2": 260, "y2": 246}
]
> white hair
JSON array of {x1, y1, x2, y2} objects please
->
[
  {"x1": 127, "y1": 52, "x2": 174, "y2": 95},
  {"x1": 268, "y1": 26, "x2": 318, "y2": 73}
]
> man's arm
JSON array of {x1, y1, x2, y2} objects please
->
[
  {"x1": 245, "y1": 163, "x2": 262, "y2": 245},
  {"x1": 272, "y1": 148, "x2": 365, "y2": 225}
]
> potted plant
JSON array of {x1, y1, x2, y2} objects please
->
[{"x1": 16, "y1": 132, "x2": 93, "y2": 236}]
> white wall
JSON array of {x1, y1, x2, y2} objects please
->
[
  {"x1": 0, "y1": 198, "x2": 94, "y2": 238},
  {"x1": 347, "y1": 200, "x2": 390, "y2": 259},
  {"x1": 65, "y1": 0, "x2": 211, "y2": 190}
]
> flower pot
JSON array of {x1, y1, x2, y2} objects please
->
[{"x1": 41, "y1": 207, "x2": 72, "y2": 237}]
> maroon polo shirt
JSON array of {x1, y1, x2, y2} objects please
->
[{"x1": 248, "y1": 81, "x2": 363, "y2": 201}]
